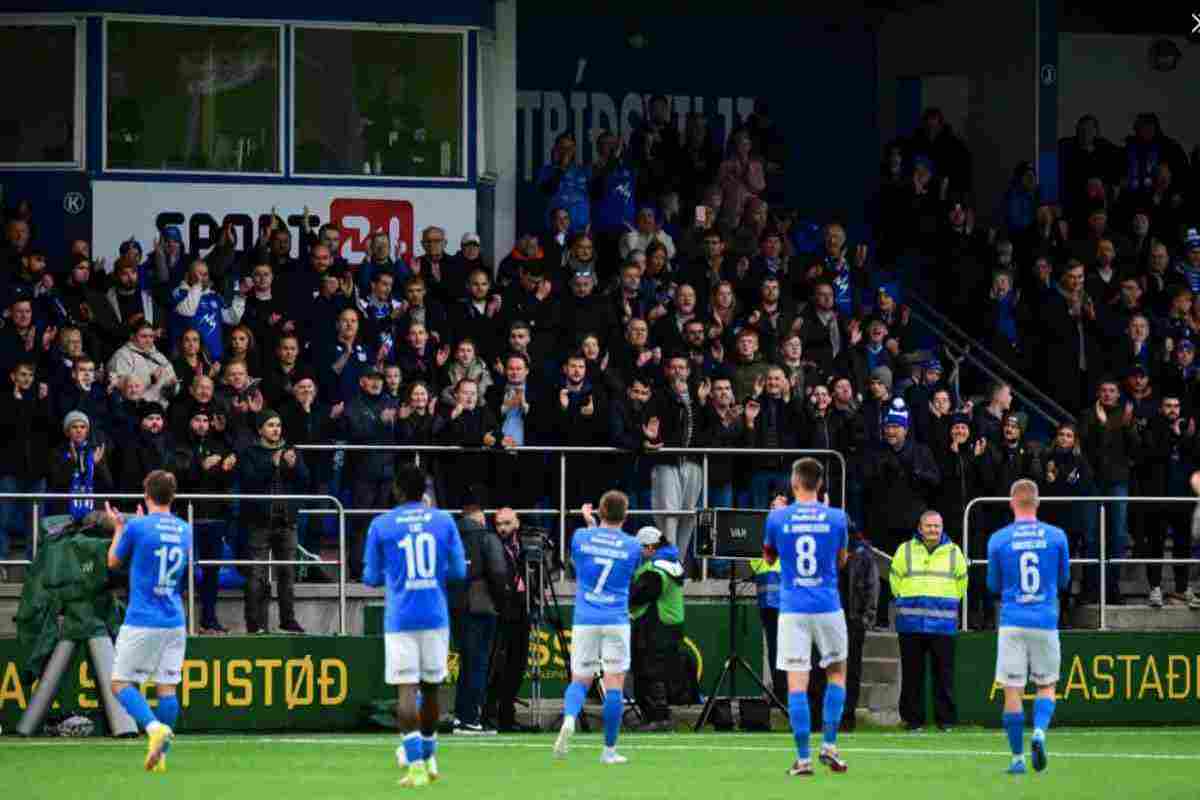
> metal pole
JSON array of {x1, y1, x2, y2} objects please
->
[
  {"x1": 961, "y1": 499, "x2": 971, "y2": 631},
  {"x1": 701, "y1": 454, "x2": 709, "y2": 582},
  {"x1": 187, "y1": 501, "x2": 196, "y2": 636},
  {"x1": 559, "y1": 451, "x2": 567, "y2": 561},
  {"x1": 1099, "y1": 503, "x2": 1107, "y2": 631},
  {"x1": 338, "y1": 499, "x2": 347, "y2": 635},
  {"x1": 31, "y1": 501, "x2": 39, "y2": 560}
]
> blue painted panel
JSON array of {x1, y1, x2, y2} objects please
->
[
  {"x1": 515, "y1": 13, "x2": 878, "y2": 238},
  {"x1": 0, "y1": 172, "x2": 93, "y2": 268}
]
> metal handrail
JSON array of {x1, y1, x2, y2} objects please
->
[
  {"x1": 904, "y1": 293, "x2": 1074, "y2": 425},
  {"x1": 962, "y1": 494, "x2": 1199, "y2": 632},
  {"x1": 0, "y1": 492, "x2": 348, "y2": 635},
  {"x1": 295, "y1": 444, "x2": 849, "y2": 575}
]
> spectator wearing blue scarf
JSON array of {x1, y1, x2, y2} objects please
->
[{"x1": 49, "y1": 411, "x2": 113, "y2": 521}]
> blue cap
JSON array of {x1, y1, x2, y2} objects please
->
[
  {"x1": 162, "y1": 226, "x2": 183, "y2": 243},
  {"x1": 1185, "y1": 228, "x2": 1200, "y2": 251},
  {"x1": 924, "y1": 358, "x2": 943, "y2": 373},
  {"x1": 949, "y1": 412, "x2": 971, "y2": 428}
]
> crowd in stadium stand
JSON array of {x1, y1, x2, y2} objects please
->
[{"x1": 2, "y1": 103, "x2": 1200, "y2": 633}]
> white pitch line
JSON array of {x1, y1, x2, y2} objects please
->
[{"x1": 4, "y1": 737, "x2": 1200, "y2": 761}]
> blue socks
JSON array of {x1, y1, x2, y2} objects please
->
[
  {"x1": 116, "y1": 686, "x2": 156, "y2": 730},
  {"x1": 563, "y1": 682, "x2": 587, "y2": 719},
  {"x1": 603, "y1": 690, "x2": 622, "y2": 748},
  {"x1": 1032, "y1": 698, "x2": 1055, "y2": 735},
  {"x1": 155, "y1": 695, "x2": 179, "y2": 728},
  {"x1": 788, "y1": 691, "x2": 811, "y2": 760},
  {"x1": 1003, "y1": 711, "x2": 1025, "y2": 756},
  {"x1": 403, "y1": 732, "x2": 424, "y2": 765},
  {"x1": 822, "y1": 684, "x2": 846, "y2": 746},
  {"x1": 421, "y1": 735, "x2": 437, "y2": 761}
]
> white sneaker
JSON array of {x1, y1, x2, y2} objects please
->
[
  {"x1": 1190, "y1": 589, "x2": 1200, "y2": 610},
  {"x1": 600, "y1": 748, "x2": 628, "y2": 765},
  {"x1": 1149, "y1": 587, "x2": 1164, "y2": 608},
  {"x1": 553, "y1": 716, "x2": 575, "y2": 759},
  {"x1": 1186, "y1": 588, "x2": 1198, "y2": 606}
]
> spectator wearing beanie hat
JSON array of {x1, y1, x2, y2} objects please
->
[
  {"x1": 860, "y1": 366, "x2": 895, "y2": 447},
  {"x1": 237, "y1": 408, "x2": 308, "y2": 634},
  {"x1": 863, "y1": 398, "x2": 941, "y2": 627},
  {"x1": 49, "y1": 410, "x2": 113, "y2": 522}
]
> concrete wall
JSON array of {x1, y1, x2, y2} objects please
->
[
  {"x1": 1058, "y1": 34, "x2": 1200, "y2": 154},
  {"x1": 878, "y1": 0, "x2": 1038, "y2": 225}
]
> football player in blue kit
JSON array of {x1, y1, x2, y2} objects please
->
[
  {"x1": 987, "y1": 479, "x2": 1070, "y2": 775},
  {"x1": 554, "y1": 490, "x2": 641, "y2": 765},
  {"x1": 762, "y1": 458, "x2": 851, "y2": 777}
]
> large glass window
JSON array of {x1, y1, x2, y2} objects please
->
[
  {"x1": 0, "y1": 23, "x2": 79, "y2": 165},
  {"x1": 294, "y1": 28, "x2": 464, "y2": 178},
  {"x1": 106, "y1": 20, "x2": 281, "y2": 172}
]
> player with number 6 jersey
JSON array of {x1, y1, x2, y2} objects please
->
[
  {"x1": 987, "y1": 479, "x2": 1070, "y2": 775},
  {"x1": 106, "y1": 470, "x2": 193, "y2": 774},
  {"x1": 762, "y1": 458, "x2": 851, "y2": 777}
]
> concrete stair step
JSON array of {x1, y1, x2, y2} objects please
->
[
  {"x1": 863, "y1": 631, "x2": 900, "y2": 658},
  {"x1": 859, "y1": 680, "x2": 900, "y2": 710},
  {"x1": 861, "y1": 656, "x2": 900, "y2": 683}
]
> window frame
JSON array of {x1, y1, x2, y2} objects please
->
[
  {"x1": 0, "y1": 14, "x2": 87, "y2": 170},
  {"x1": 101, "y1": 14, "x2": 286, "y2": 177},
  {"x1": 289, "y1": 21, "x2": 470, "y2": 183}
]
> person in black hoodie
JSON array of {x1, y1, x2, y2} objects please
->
[
  {"x1": 172, "y1": 405, "x2": 236, "y2": 633},
  {"x1": 279, "y1": 373, "x2": 338, "y2": 558},
  {"x1": 119, "y1": 402, "x2": 176, "y2": 490},
  {"x1": 448, "y1": 485, "x2": 508, "y2": 734},
  {"x1": 862, "y1": 399, "x2": 941, "y2": 627},
  {"x1": 237, "y1": 409, "x2": 309, "y2": 634},
  {"x1": 0, "y1": 361, "x2": 53, "y2": 563},
  {"x1": 340, "y1": 368, "x2": 398, "y2": 581},
  {"x1": 432, "y1": 377, "x2": 499, "y2": 511}
]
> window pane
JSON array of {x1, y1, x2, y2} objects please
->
[
  {"x1": 294, "y1": 28, "x2": 463, "y2": 178},
  {"x1": 0, "y1": 26, "x2": 76, "y2": 163},
  {"x1": 107, "y1": 21, "x2": 280, "y2": 172}
]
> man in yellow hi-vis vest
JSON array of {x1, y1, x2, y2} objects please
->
[{"x1": 889, "y1": 509, "x2": 967, "y2": 731}]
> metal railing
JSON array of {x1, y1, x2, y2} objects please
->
[
  {"x1": 0, "y1": 492, "x2": 348, "y2": 635},
  {"x1": 962, "y1": 495, "x2": 1200, "y2": 631},
  {"x1": 295, "y1": 444, "x2": 848, "y2": 567},
  {"x1": 905, "y1": 292, "x2": 1073, "y2": 429}
]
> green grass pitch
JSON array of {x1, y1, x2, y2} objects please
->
[{"x1": 4, "y1": 728, "x2": 1199, "y2": 800}]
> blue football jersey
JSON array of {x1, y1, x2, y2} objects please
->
[
  {"x1": 115, "y1": 512, "x2": 192, "y2": 629},
  {"x1": 764, "y1": 502, "x2": 848, "y2": 614},
  {"x1": 986, "y1": 519, "x2": 1070, "y2": 630},
  {"x1": 572, "y1": 527, "x2": 641, "y2": 626},
  {"x1": 363, "y1": 503, "x2": 467, "y2": 632}
]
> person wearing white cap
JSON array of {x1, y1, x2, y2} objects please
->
[{"x1": 629, "y1": 525, "x2": 685, "y2": 731}]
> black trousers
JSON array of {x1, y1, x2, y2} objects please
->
[
  {"x1": 843, "y1": 622, "x2": 867, "y2": 730},
  {"x1": 1140, "y1": 507, "x2": 1192, "y2": 592},
  {"x1": 632, "y1": 622, "x2": 682, "y2": 722},
  {"x1": 758, "y1": 607, "x2": 787, "y2": 703},
  {"x1": 485, "y1": 612, "x2": 530, "y2": 728},
  {"x1": 350, "y1": 478, "x2": 393, "y2": 580},
  {"x1": 898, "y1": 632, "x2": 956, "y2": 727}
]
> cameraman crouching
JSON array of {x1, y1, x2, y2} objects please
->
[
  {"x1": 630, "y1": 526, "x2": 685, "y2": 731},
  {"x1": 484, "y1": 507, "x2": 535, "y2": 732}
]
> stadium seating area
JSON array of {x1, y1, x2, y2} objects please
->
[{"x1": 2, "y1": 103, "x2": 1200, "y2": 620}]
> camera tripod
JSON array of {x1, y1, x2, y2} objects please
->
[
  {"x1": 694, "y1": 570, "x2": 787, "y2": 730},
  {"x1": 524, "y1": 555, "x2": 600, "y2": 731}
]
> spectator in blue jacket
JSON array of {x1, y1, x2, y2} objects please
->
[
  {"x1": 538, "y1": 133, "x2": 591, "y2": 234},
  {"x1": 169, "y1": 259, "x2": 246, "y2": 360}
]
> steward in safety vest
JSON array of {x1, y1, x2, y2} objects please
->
[
  {"x1": 889, "y1": 510, "x2": 968, "y2": 730},
  {"x1": 889, "y1": 514, "x2": 968, "y2": 635},
  {"x1": 630, "y1": 526, "x2": 685, "y2": 730}
]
